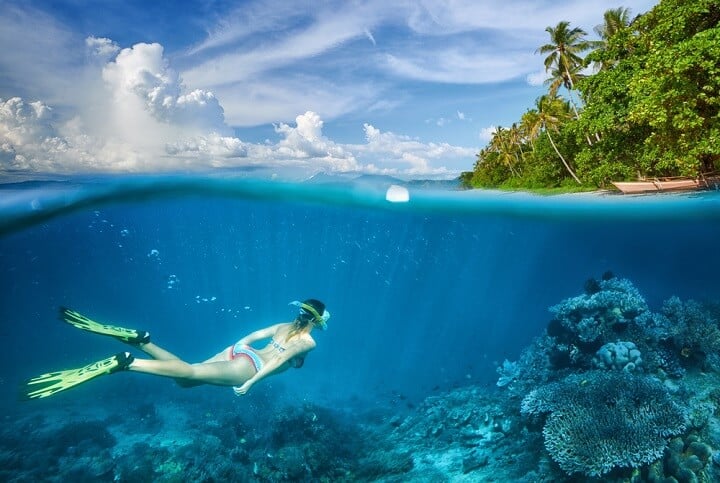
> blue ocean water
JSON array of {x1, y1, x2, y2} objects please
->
[{"x1": 1, "y1": 175, "x2": 720, "y2": 480}]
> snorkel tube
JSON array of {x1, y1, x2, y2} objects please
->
[{"x1": 289, "y1": 300, "x2": 330, "y2": 330}]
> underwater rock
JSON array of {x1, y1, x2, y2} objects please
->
[
  {"x1": 48, "y1": 420, "x2": 117, "y2": 456},
  {"x1": 357, "y1": 449, "x2": 414, "y2": 479},
  {"x1": 396, "y1": 386, "x2": 509, "y2": 447},
  {"x1": 462, "y1": 450, "x2": 489, "y2": 473},
  {"x1": 272, "y1": 445, "x2": 309, "y2": 481}
]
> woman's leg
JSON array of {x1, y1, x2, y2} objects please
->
[
  {"x1": 136, "y1": 342, "x2": 230, "y2": 363},
  {"x1": 128, "y1": 357, "x2": 257, "y2": 387},
  {"x1": 135, "y1": 342, "x2": 182, "y2": 361},
  {"x1": 131, "y1": 342, "x2": 237, "y2": 387}
]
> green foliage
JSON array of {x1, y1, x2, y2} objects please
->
[
  {"x1": 465, "y1": 151, "x2": 513, "y2": 188},
  {"x1": 466, "y1": 126, "x2": 581, "y2": 189},
  {"x1": 627, "y1": 19, "x2": 720, "y2": 174},
  {"x1": 465, "y1": 0, "x2": 720, "y2": 191},
  {"x1": 581, "y1": 0, "x2": 720, "y2": 178}
]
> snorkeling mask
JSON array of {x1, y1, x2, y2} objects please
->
[{"x1": 289, "y1": 300, "x2": 330, "y2": 330}]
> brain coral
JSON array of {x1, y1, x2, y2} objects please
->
[
  {"x1": 523, "y1": 371, "x2": 687, "y2": 477},
  {"x1": 593, "y1": 341, "x2": 643, "y2": 372}
]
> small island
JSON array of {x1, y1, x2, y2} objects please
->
[{"x1": 461, "y1": 0, "x2": 719, "y2": 193}]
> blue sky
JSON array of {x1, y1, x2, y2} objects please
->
[{"x1": 0, "y1": 0, "x2": 657, "y2": 179}]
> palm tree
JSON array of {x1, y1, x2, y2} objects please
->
[
  {"x1": 488, "y1": 127, "x2": 520, "y2": 177},
  {"x1": 507, "y1": 123, "x2": 525, "y2": 170},
  {"x1": 520, "y1": 109, "x2": 542, "y2": 151},
  {"x1": 538, "y1": 21, "x2": 593, "y2": 92},
  {"x1": 537, "y1": 21, "x2": 593, "y2": 121},
  {"x1": 545, "y1": 65, "x2": 586, "y2": 100},
  {"x1": 595, "y1": 7, "x2": 632, "y2": 40},
  {"x1": 592, "y1": 7, "x2": 633, "y2": 71},
  {"x1": 534, "y1": 95, "x2": 582, "y2": 184}
]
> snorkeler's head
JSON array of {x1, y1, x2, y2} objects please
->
[{"x1": 290, "y1": 299, "x2": 330, "y2": 330}]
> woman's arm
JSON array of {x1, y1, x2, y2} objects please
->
[
  {"x1": 234, "y1": 338, "x2": 316, "y2": 395},
  {"x1": 237, "y1": 323, "x2": 286, "y2": 346}
]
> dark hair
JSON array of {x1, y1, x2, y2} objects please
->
[
  {"x1": 303, "y1": 299, "x2": 325, "y2": 317},
  {"x1": 286, "y1": 298, "x2": 326, "y2": 340}
]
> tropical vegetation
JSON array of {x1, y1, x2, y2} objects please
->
[{"x1": 461, "y1": 0, "x2": 720, "y2": 190}]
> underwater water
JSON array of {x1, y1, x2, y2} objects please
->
[{"x1": 2, "y1": 175, "x2": 720, "y2": 482}]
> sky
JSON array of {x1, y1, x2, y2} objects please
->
[{"x1": 0, "y1": 0, "x2": 658, "y2": 180}]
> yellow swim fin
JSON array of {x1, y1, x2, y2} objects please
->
[
  {"x1": 60, "y1": 307, "x2": 150, "y2": 344},
  {"x1": 24, "y1": 352, "x2": 134, "y2": 399}
]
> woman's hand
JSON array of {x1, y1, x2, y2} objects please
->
[{"x1": 233, "y1": 381, "x2": 253, "y2": 396}]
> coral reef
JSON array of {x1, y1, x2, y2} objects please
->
[
  {"x1": 656, "y1": 297, "x2": 720, "y2": 370},
  {"x1": 593, "y1": 340, "x2": 643, "y2": 372},
  {"x1": 496, "y1": 359, "x2": 520, "y2": 387},
  {"x1": 549, "y1": 276, "x2": 649, "y2": 345},
  {"x1": 498, "y1": 274, "x2": 720, "y2": 481},
  {"x1": 3, "y1": 274, "x2": 720, "y2": 482},
  {"x1": 522, "y1": 371, "x2": 687, "y2": 476}
]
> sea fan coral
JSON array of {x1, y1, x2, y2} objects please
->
[{"x1": 523, "y1": 371, "x2": 687, "y2": 477}]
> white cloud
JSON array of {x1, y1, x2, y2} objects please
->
[
  {"x1": 103, "y1": 43, "x2": 227, "y2": 132},
  {"x1": 404, "y1": 0, "x2": 656, "y2": 36},
  {"x1": 269, "y1": 111, "x2": 359, "y2": 171},
  {"x1": 0, "y1": 87, "x2": 475, "y2": 176},
  {"x1": 165, "y1": 133, "x2": 248, "y2": 162},
  {"x1": 206, "y1": 75, "x2": 379, "y2": 128},
  {"x1": 0, "y1": 40, "x2": 240, "y2": 173},
  {"x1": 86, "y1": 36, "x2": 120, "y2": 59},
  {"x1": 187, "y1": 0, "x2": 316, "y2": 55},
  {"x1": 0, "y1": 88, "x2": 476, "y2": 176},
  {"x1": 0, "y1": 97, "x2": 55, "y2": 145},
  {"x1": 479, "y1": 126, "x2": 496, "y2": 142},
  {"x1": 1, "y1": 0, "x2": 516, "y2": 178},
  {"x1": 352, "y1": 123, "x2": 476, "y2": 175},
  {"x1": 526, "y1": 69, "x2": 549, "y2": 87},
  {"x1": 0, "y1": 96, "x2": 145, "y2": 172},
  {"x1": 183, "y1": 5, "x2": 382, "y2": 89},
  {"x1": 384, "y1": 48, "x2": 536, "y2": 84},
  {"x1": 161, "y1": 111, "x2": 477, "y2": 176}
]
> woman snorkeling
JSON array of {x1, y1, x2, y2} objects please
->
[{"x1": 24, "y1": 299, "x2": 329, "y2": 399}]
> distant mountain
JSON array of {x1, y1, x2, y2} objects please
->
[
  {"x1": 407, "y1": 178, "x2": 461, "y2": 190},
  {"x1": 304, "y1": 171, "x2": 461, "y2": 190}
]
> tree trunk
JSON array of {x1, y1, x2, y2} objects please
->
[
  {"x1": 546, "y1": 128, "x2": 581, "y2": 184},
  {"x1": 564, "y1": 67, "x2": 593, "y2": 146}
]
